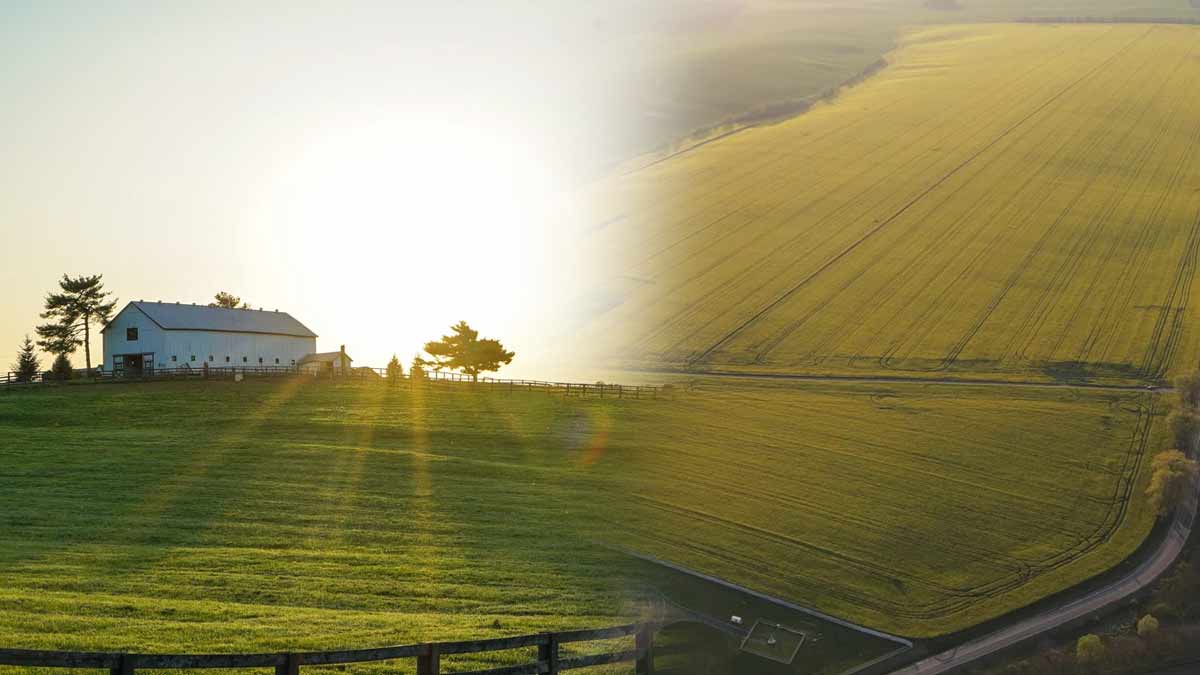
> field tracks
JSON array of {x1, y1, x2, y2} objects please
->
[{"x1": 686, "y1": 27, "x2": 1152, "y2": 369}]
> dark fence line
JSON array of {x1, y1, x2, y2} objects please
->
[
  {"x1": 0, "y1": 623, "x2": 657, "y2": 674},
  {"x1": 0, "y1": 366, "x2": 672, "y2": 400}
]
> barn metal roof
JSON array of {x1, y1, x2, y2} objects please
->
[{"x1": 109, "y1": 301, "x2": 318, "y2": 338}]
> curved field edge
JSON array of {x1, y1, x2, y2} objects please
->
[
  {"x1": 583, "y1": 23, "x2": 1200, "y2": 387},
  {"x1": 608, "y1": 379, "x2": 1162, "y2": 637}
]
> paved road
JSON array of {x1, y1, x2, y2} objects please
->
[{"x1": 889, "y1": 473, "x2": 1199, "y2": 675}]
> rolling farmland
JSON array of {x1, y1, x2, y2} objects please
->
[
  {"x1": 0, "y1": 382, "x2": 644, "y2": 670},
  {"x1": 614, "y1": 378, "x2": 1164, "y2": 637},
  {"x1": 594, "y1": 24, "x2": 1200, "y2": 385}
]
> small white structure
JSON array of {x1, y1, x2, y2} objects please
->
[
  {"x1": 298, "y1": 346, "x2": 353, "y2": 375},
  {"x1": 101, "y1": 301, "x2": 318, "y2": 375}
]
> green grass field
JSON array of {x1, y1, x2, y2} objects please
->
[
  {"x1": 0, "y1": 381, "x2": 649, "y2": 670},
  {"x1": 594, "y1": 24, "x2": 1200, "y2": 386},
  {"x1": 614, "y1": 378, "x2": 1165, "y2": 637},
  {"x1": 0, "y1": 374, "x2": 1169, "y2": 649}
]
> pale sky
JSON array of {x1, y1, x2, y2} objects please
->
[{"x1": 0, "y1": 2, "x2": 658, "y2": 378}]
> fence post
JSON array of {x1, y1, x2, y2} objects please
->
[
  {"x1": 636, "y1": 625, "x2": 654, "y2": 675},
  {"x1": 538, "y1": 633, "x2": 559, "y2": 675},
  {"x1": 110, "y1": 654, "x2": 134, "y2": 675},
  {"x1": 275, "y1": 653, "x2": 300, "y2": 675},
  {"x1": 417, "y1": 643, "x2": 440, "y2": 675}
]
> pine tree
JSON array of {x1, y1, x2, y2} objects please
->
[
  {"x1": 419, "y1": 321, "x2": 514, "y2": 382},
  {"x1": 386, "y1": 354, "x2": 404, "y2": 383},
  {"x1": 51, "y1": 353, "x2": 73, "y2": 380},
  {"x1": 11, "y1": 336, "x2": 40, "y2": 382},
  {"x1": 36, "y1": 274, "x2": 117, "y2": 373}
]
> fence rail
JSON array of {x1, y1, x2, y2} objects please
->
[
  {"x1": 0, "y1": 623, "x2": 658, "y2": 674},
  {"x1": 0, "y1": 366, "x2": 672, "y2": 400}
]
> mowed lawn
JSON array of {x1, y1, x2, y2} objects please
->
[
  {"x1": 614, "y1": 379, "x2": 1164, "y2": 637},
  {"x1": 0, "y1": 381, "x2": 646, "y2": 669},
  {"x1": 591, "y1": 24, "x2": 1200, "y2": 385}
]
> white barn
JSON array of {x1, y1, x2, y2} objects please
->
[{"x1": 101, "y1": 301, "x2": 319, "y2": 375}]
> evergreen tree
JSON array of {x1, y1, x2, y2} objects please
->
[
  {"x1": 417, "y1": 321, "x2": 514, "y2": 382},
  {"x1": 386, "y1": 354, "x2": 404, "y2": 383},
  {"x1": 11, "y1": 336, "x2": 40, "y2": 382},
  {"x1": 35, "y1": 274, "x2": 117, "y2": 373},
  {"x1": 50, "y1": 353, "x2": 73, "y2": 380},
  {"x1": 410, "y1": 354, "x2": 426, "y2": 381}
]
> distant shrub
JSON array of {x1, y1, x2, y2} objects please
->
[
  {"x1": 1076, "y1": 634, "x2": 1105, "y2": 663},
  {"x1": 1137, "y1": 614, "x2": 1160, "y2": 637}
]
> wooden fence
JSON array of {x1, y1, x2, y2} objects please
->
[
  {"x1": 0, "y1": 366, "x2": 672, "y2": 400},
  {"x1": 0, "y1": 623, "x2": 658, "y2": 674}
]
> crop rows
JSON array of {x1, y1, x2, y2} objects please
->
[
  {"x1": 589, "y1": 24, "x2": 1200, "y2": 384},
  {"x1": 611, "y1": 379, "x2": 1162, "y2": 636}
]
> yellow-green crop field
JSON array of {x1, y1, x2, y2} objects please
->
[
  {"x1": 592, "y1": 24, "x2": 1200, "y2": 385},
  {"x1": 614, "y1": 378, "x2": 1164, "y2": 637}
]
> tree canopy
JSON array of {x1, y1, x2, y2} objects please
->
[
  {"x1": 1075, "y1": 634, "x2": 1105, "y2": 663},
  {"x1": 210, "y1": 292, "x2": 249, "y2": 309},
  {"x1": 1147, "y1": 449, "x2": 1199, "y2": 517},
  {"x1": 35, "y1": 274, "x2": 117, "y2": 372},
  {"x1": 417, "y1": 321, "x2": 514, "y2": 382}
]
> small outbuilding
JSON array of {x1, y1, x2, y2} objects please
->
[
  {"x1": 102, "y1": 301, "x2": 319, "y2": 375},
  {"x1": 298, "y1": 346, "x2": 353, "y2": 375}
]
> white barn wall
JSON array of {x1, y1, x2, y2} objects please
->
[
  {"x1": 102, "y1": 304, "x2": 317, "y2": 371},
  {"x1": 161, "y1": 331, "x2": 315, "y2": 368},
  {"x1": 103, "y1": 305, "x2": 166, "y2": 370}
]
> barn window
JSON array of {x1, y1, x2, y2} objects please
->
[
  {"x1": 274, "y1": 357, "x2": 280, "y2": 364},
  {"x1": 290, "y1": 359, "x2": 296, "y2": 365},
  {"x1": 208, "y1": 355, "x2": 214, "y2": 362},
  {"x1": 126, "y1": 327, "x2": 138, "y2": 341},
  {"x1": 171, "y1": 355, "x2": 177, "y2": 362},
  {"x1": 190, "y1": 355, "x2": 196, "y2": 362},
  {"x1": 242, "y1": 356, "x2": 248, "y2": 363},
  {"x1": 225, "y1": 356, "x2": 230, "y2": 363},
  {"x1": 258, "y1": 357, "x2": 264, "y2": 364}
]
